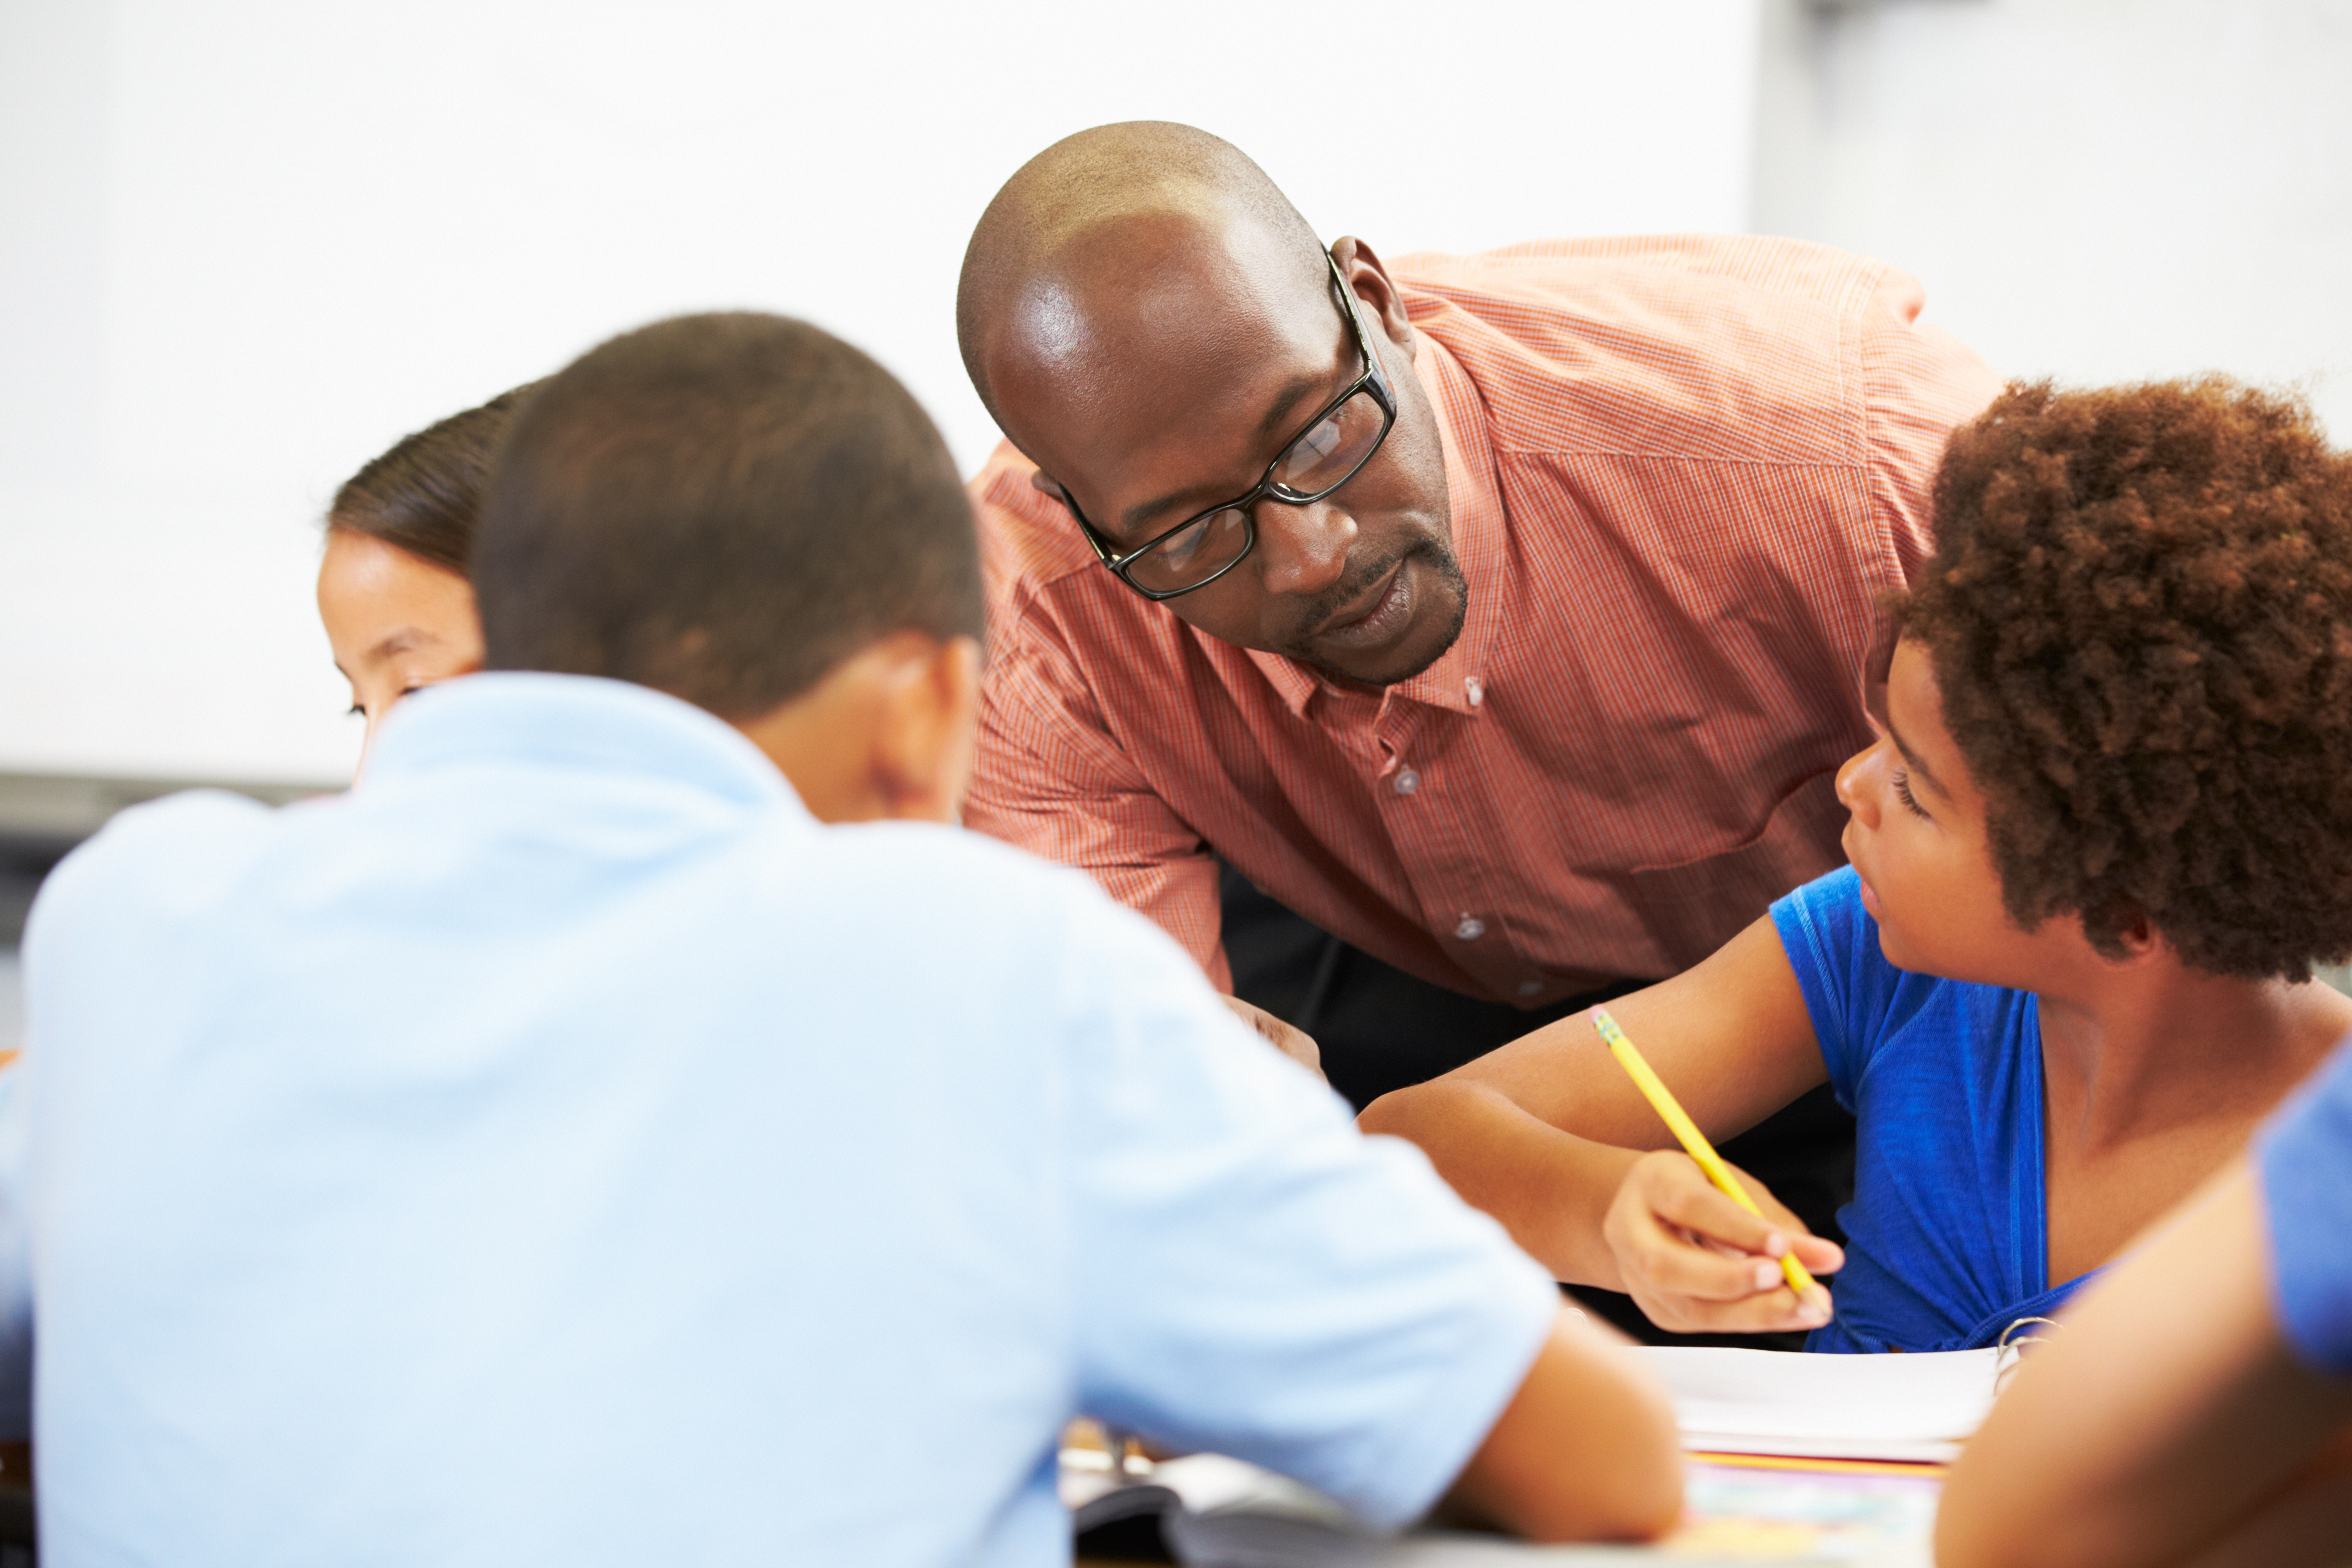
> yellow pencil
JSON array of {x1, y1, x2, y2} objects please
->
[{"x1": 1590, "y1": 1007, "x2": 1818, "y2": 1296}]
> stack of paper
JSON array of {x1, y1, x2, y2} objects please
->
[{"x1": 1635, "y1": 1346, "x2": 2005, "y2": 1463}]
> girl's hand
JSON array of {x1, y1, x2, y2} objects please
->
[{"x1": 1602, "y1": 1150, "x2": 1842, "y2": 1333}]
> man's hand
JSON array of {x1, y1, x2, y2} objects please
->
[
  {"x1": 1219, "y1": 994, "x2": 1324, "y2": 1078},
  {"x1": 1602, "y1": 1149, "x2": 1841, "y2": 1333}
]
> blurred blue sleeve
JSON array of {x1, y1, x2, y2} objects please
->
[{"x1": 2257, "y1": 1035, "x2": 2352, "y2": 1375}]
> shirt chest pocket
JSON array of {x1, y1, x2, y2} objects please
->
[{"x1": 1603, "y1": 769, "x2": 1849, "y2": 971}]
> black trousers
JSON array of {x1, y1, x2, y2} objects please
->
[{"x1": 1220, "y1": 862, "x2": 1854, "y2": 1349}]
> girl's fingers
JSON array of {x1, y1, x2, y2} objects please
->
[
  {"x1": 1642, "y1": 1163, "x2": 1784, "y2": 1256},
  {"x1": 1791, "y1": 1233, "x2": 1846, "y2": 1274},
  {"x1": 1634, "y1": 1279, "x2": 1833, "y2": 1334},
  {"x1": 1630, "y1": 1223, "x2": 1792, "y2": 1303}
]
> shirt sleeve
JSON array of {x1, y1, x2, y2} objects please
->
[
  {"x1": 1769, "y1": 866, "x2": 1907, "y2": 1113},
  {"x1": 965, "y1": 454, "x2": 1232, "y2": 989},
  {"x1": 1852, "y1": 265, "x2": 2005, "y2": 592},
  {"x1": 2255, "y1": 1037, "x2": 2352, "y2": 1374},
  {"x1": 1056, "y1": 891, "x2": 1559, "y2": 1529}
]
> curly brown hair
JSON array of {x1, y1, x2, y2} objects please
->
[{"x1": 1898, "y1": 377, "x2": 2352, "y2": 980}]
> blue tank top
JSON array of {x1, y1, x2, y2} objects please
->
[{"x1": 1770, "y1": 867, "x2": 2096, "y2": 1353}]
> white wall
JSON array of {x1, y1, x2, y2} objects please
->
[
  {"x1": 1753, "y1": 0, "x2": 2352, "y2": 441},
  {"x1": 0, "y1": 0, "x2": 1763, "y2": 785}
]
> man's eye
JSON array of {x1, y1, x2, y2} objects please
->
[
  {"x1": 1294, "y1": 416, "x2": 1345, "y2": 463},
  {"x1": 1158, "y1": 519, "x2": 1209, "y2": 564}
]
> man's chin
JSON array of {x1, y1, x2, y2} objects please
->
[{"x1": 1299, "y1": 545, "x2": 1469, "y2": 688}]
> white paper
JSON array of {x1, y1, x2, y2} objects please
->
[{"x1": 1635, "y1": 1346, "x2": 2005, "y2": 1462}]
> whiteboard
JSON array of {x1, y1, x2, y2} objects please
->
[{"x1": 0, "y1": 0, "x2": 1763, "y2": 784}]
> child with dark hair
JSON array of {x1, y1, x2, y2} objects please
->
[
  {"x1": 4, "y1": 312, "x2": 1680, "y2": 1564},
  {"x1": 1366, "y1": 376, "x2": 2352, "y2": 1354},
  {"x1": 1932, "y1": 388, "x2": 2352, "y2": 1566},
  {"x1": 316, "y1": 382, "x2": 536, "y2": 756}
]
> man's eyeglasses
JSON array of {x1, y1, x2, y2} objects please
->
[{"x1": 1050, "y1": 252, "x2": 1399, "y2": 602}]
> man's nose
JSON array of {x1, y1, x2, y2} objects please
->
[{"x1": 1252, "y1": 497, "x2": 1356, "y2": 597}]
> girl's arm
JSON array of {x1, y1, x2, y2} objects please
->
[
  {"x1": 1939, "y1": 1164, "x2": 2352, "y2": 1568},
  {"x1": 1360, "y1": 914, "x2": 1838, "y2": 1333}
]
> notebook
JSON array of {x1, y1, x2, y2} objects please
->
[
  {"x1": 1066, "y1": 1450, "x2": 1366, "y2": 1565},
  {"x1": 1637, "y1": 1345, "x2": 2012, "y2": 1463},
  {"x1": 1060, "y1": 1346, "x2": 2000, "y2": 1563},
  {"x1": 1063, "y1": 1450, "x2": 1942, "y2": 1566}
]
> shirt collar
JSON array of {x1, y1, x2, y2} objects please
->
[
  {"x1": 362, "y1": 671, "x2": 804, "y2": 816},
  {"x1": 1245, "y1": 326, "x2": 1505, "y2": 720}
]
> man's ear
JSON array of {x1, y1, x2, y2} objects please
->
[
  {"x1": 871, "y1": 632, "x2": 985, "y2": 825},
  {"x1": 1330, "y1": 235, "x2": 1417, "y2": 363}
]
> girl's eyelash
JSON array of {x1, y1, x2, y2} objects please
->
[
  {"x1": 1892, "y1": 768, "x2": 1931, "y2": 820},
  {"x1": 347, "y1": 703, "x2": 364, "y2": 718}
]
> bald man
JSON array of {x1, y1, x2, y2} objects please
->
[{"x1": 956, "y1": 125, "x2": 1999, "y2": 1325}]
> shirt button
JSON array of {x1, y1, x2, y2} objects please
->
[
  {"x1": 1465, "y1": 676, "x2": 1485, "y2": 707},
  {"x1": 1455, "y1": 916, "x2": 1486, "y2": 941},
  {"x1": 1392, "y1": 768, "x2": 1421, "y2": 795},
  {"x1": 1517, "y1": 980, "x2": 1543, "y2": 998}
]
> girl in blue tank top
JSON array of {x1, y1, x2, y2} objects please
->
[
  {"x1": 1363, "y1": 378, "x2": 2352, "y2": 1352},
  {"x1": 1770, "y1": 865, "x2": 2088, "y2": 1352}
]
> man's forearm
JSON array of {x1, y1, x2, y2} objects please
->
[{"x1": 1360, "y1": 1080, "x2": 1640, "y2": 1287}]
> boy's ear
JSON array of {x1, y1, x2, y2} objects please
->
[
  {"x1": 872, "y1": 632, "x2": 984, "y2": 825},
  {"x1": 730, "y1": 631, "x2": 981, "y2": 825}
]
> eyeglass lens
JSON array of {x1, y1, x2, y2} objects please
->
[
  {"x1": 1125, "y1": 387, "x2": 1388, "y2": 594},
  {"x1": 1271, "y1": 387, "x2": 1388, "y2": 496},
  {"x1": 1126, "y1": 505, "x2": 1251, "y2": 594}
]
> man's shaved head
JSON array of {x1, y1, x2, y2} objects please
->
[
  {"x1": 958, "y1": 122, "x2": 1465, "y2": 688},
  {"x1": 957, "y1": 122, "x2": 1326, "y2": 424}
]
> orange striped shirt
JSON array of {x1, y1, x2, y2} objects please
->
[{"x1": 965, "y1": 235, "x2": 2002, "y2": 1003}]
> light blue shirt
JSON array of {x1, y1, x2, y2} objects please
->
[{"x1": 2, "y1": 673, "x2": 1558, "y2": 1568}]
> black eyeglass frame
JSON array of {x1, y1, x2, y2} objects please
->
[{"x1": 1053, "y1": 252, "x2": 1399, "y2": 603}]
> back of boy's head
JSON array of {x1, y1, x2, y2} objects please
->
[
  {"x1": 473, "y1": 312, "x2": 983, "y2": 720},
  {"x1": 1902, "y1": 377, "x2": 2352, "y2": 980}
]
